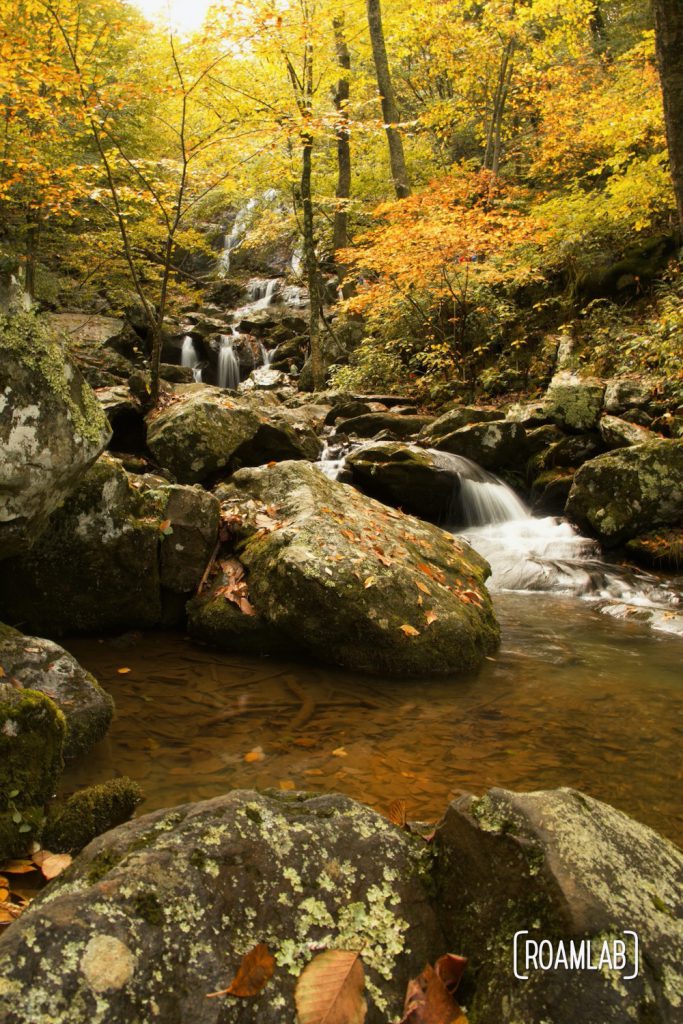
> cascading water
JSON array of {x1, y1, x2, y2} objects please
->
[
  {"x1": 180, "y1": 335, "x2": 203, "y2": 382},
  {"x1": 436, "y1": 452, "x2": 681, "y2": 633},
  {"x1": 259, "y1": 342, "x2": 274, "y2": 367},
  {"x1": 217, "y1": 334, "x2": 240, "y2": 390}
]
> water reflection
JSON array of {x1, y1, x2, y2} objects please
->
[{"x1": 61, "y1": 592, "x2": 683, "y2": 848}]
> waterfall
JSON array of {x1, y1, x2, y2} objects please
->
[
  {"x1": 221, "y1": 198, "x2": 258, "y2": 272},
  {"x1": 246, "y1": 277, "x2": 280, "y2": 308},
  {"x1": 260, "y1": 342, "x2": 274, "y2": 367},
  {"x1": 217, "y1": 334, "x2": 240, "y2": 390},
  {"x1": 181, "y1": 335, "x2": 203, "y2": 382}
]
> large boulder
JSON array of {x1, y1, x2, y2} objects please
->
[
  {"x1": 346, "y1": 441, "x2": 462, "y2": 522},
  {"x1": 544, "y1": 371, "x2": 605, "y2": 432},
  {"x1": 599, "y1": 414, "x2": 658, "y2": 449},
  {"x1": 0, "y1": 457, "x2": 219, "y2": 634},
  {"x1": 433, "y1": 787, "x2": 683, "y2": 1024},
  {"x1": 565, "y1": 439, "x2": 683, "y2": 546},
  {"x1": 146, "y1": 386, "x2": 321, "y2": 484},
  {"x1": 430, "y1": 420, "x2": 527, "y2": 471},
  {"x1": 0, "y1": 790, "x2": 444, "y2": 1024},
  {"x1": 334, "y1": 411, "x2": 432, "y2": 440},
  {"x1": 418, "y1": 405, "x2": 505, "y2": 445},
  {"x1": 0, "y1": 623, "x2": 113, "y2": 761},
  {"x1": 213, "y1": 461, "x2": 499, "y2": 675},
  {"x1": 0, "y1": 312, "x2": 111, "y2": 559}
]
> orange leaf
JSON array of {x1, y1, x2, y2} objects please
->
[
  {"x1": 295, "y1": 949, "x2": 367, "y2": 1024},
  {"x1": 0, "y1": 861, "x2": 37, "y2": 875},
  {"x1": 244, "y1": 747, "x2": 265, "y2": 763},
  {"x1": 425, "y1": 610, "x2": 438, "y2": 626},
  {"x1": 117, "y1": 667, "x2": 131, "y2": 675},
  {"x1": 207, "y1": 943, "x2": 275, "y2": 998},
  {"x1": 399, "y1": 624, "x2": 420, "y2": 637},
  {"x1": 388, "y1": 799, "x2": 407, "y2": 827},
  {"x1": 39, "y1": 853, "x2": 72, "y2": 880}
]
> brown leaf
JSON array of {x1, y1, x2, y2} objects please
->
[
  {"x1": 435, "y1": 954, "x2": 468, "y2": 995},
  {"x1": 425, "y1": 610, "x2": 438, "y2": 626},
  {"x1": 39, "y1": 853, "x2": 72, "y2": 880},
  {"x1": 117, "y1": 667, "x2": 131, "y2": 675},
  {"x1": 363, "y1": 576, "x2": 377, "y2": 589},
  {"x1": 415, "y1": 581, "x2": 430, "y2": 595},
  {"x1": 399, "y1": 624, "x2": 420, "y2": 637},
  {"x1": 388, "y1": 799, "x2": 407, "y2": 827},
  {"x1": 401, "y1": 954, "x2": 469, "y2": 1024},
  {"x1": 207, "y1": 942, "x2": 275, "y2": 998},
  {"x1": 460, "y1": 590, "x2": 483, "y2": 607},
  {"x1": 244, "y1": 747, "x2": 265, "y2": 763},
  {"x1": 0, "y1": 861, "x2": 37, "y2": 875},
  {"x1": 295, "y1": 949, "x2": 367, "y2": 1024}
]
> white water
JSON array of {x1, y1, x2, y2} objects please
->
[
  {"x1": 259, "y1": 342, "x2": 274, "y2": 367},
  {"x1": 217, "y1": 334, "x2": 240, "y2": 390},
  {"x1": 180, "y1": 335, "x2": 203, "y2": 382}
]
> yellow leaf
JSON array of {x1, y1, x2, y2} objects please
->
[
  {"x1": 425, "y1": 610, "x2": 438, "y2": 625},
  {"x1": 117, "y1": 667, "x2": 131, "y2": 675},
  {"x1": 363, "y1": 576, "x2": 377, "y2": 589},
  {"x1": 332, "y1": 747, "x2": 347, "y2": 757},
  {"x1": 399, "y1": 624, "x2": 420, "y2": 637}
]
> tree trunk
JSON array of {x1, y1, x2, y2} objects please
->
[
  {"x1": 333, "y1": 15, "x2": 352, "y2": 254},
  {"x1": 301, "y1": 133, "x2": 324, "y2": 390},
  {"x1": 366, "y1": 0, "x2": 411, "y2": 199},
  {"x1": 653, "y1": 0, "x2": 683, "y2": 234},
  {"x1": 483, "y1": 38, "x2": 515, "y2": 174}
]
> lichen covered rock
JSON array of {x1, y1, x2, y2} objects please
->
[
  {"x1": 433, "y1": 787, "x2": 683, "y2": 1024},
  {"x1": 565, "y1": 439, "x2": 683, "y2": 546},
  {"x1": 0, "y1": 790, "x2": 444, "y2": 1024},
  {"x1": 430, "y1": 420, "x2": 527, "y2": 471},
  {"x1": 599, "y1": 414, "x2": 658, "y2": 449},
  {"x1": 418, "y1": 405, "x2": 504, "y2": 445},
  {"x1": 0, "y1": 624, "x2": 113, "y2": 760},
  {"x1": 215, "y1": 461, "x2": 499, "y2": 675},
  {"x1": 544, "y1": 371, "x2": 605, "y2": 432},
  {"x1": 146, "y1": 385, "x2": 321, "y2": 484},
  {"x1": 0, "y1": 312, "x2": 111, "y2": 559},
  {"x1": 333, "y1": 411, "x2": 432, "y2": 440}
]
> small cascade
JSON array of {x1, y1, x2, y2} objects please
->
[
  {"x1": 259, "y1": 342, "x2": 274, "y2": 367},
  {"x1": 441, "y1": 454, "x2": 681, "y2": 632},
  {"x1": 247, "y1": 277, "x2": 280, "y2": 306},
  {"x1": 180, "y1": 335, "x2": 203, "y2": 382},
  {"x1": 221, "y1": 198, "x2": 258, "y2": 272},
  {"x1": 317, "y1": 441, "x2": 349, "y2": 481},
  {"x1": 217, "y1": 334, "x2": 240, "y2": 390}
]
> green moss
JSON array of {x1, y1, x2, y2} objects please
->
[
  {"x1": 0, "y1": 684, "x2": 65, "y2": 811},
  {"x1": 86, "y1": 848, "x2": 123, "y2": 884},
  {"x1": 0, "y1": 806, "x2": 45, "y2": 861},
  {"x1": 132, "y1": 891, "x2": 164, "y2": 926},
  {"x1": 43, "y1": 777, "x2": 143, "y2": 853}
]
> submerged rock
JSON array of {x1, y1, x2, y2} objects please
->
[
  {"x1": 0, "y1": 312, "x2": 111, "y2": 559},
  {"x1": 214, "y1": 461, "x2": 499, "y2": 675},
  {"x1": 0, "y1": 624, "x2": 113, "y2": 761},
  {"x1": 433, "y1": 787, "x2": 683, "y2": 1024},
  {"x1": 146, "y1": 385, "x2": 321, "y2": 485},
  {"x1": 565, "y1": 439, "x2": 683, "y2": 546},
  {"x1": 346, "y1": 441, "x2": 461, "y2": 522},
  {"x1": 0, "y1": 790, "x2": 444, "y2": 1024}
]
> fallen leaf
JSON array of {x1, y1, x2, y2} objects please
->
[
  {"x1": 425, "y1": 610, "x2": 438, "y2": 626},
  {"x1": 39, "y1": 853, "x2": 72, "y2": 880},
  {"x1": 332, "y1": 747, "x2": 347, "y2": 757},
  {"x1": 388, "y1": 799, "x2": 407, "y2": 827},
  {"x1": 0, "y1": 888, "x2": 8, "y2": 902},
  {"x1": 207, "y1": 942, "x2": 275, "y2": 998},
  {"x1": 295, "y1": 949, "x2": 367, "y2": 1024},
  {"x1": 0, "y1": 667, "x2": 4, "y2": 677},
  {"x1": 363, "y1": 576, "x2": 377, "y2": 589},
  {"x1": 159, "y1": 519, "x2": 173, "y2": 536},
  {"x1": 278, "y1": 780, "x2": 296, "y2": 791},
  {"x1": 244, "y1": 747, "x2": 265, "y2": 763},
  {"x1": 0, "y1": 861, "x2": 37, "y2": 875},
  {"x1": 415, "y1": 581, "x2": 430, "y2": 594},
  {"x1": 401, "y1": 953, "x2": 469, "y2": 1024},
  {"x1": 117, "y1": 667, "x2": 131, "y2": 675},
  {"x1": 399, "y1": 624, "x2": 420, "y2": 637},
  {"x1": 460, "y1": 590, "x2": 483, "y2": 606}
]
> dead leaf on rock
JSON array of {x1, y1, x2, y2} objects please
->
[
  {"x1": 401, "y1": 953, "x2": 469, "y2": 1024},
  {"x1": 207, "y1": 942, "x2": 275, "y2": 998},
  {"x1": 363, "y1": 576, "x2": 377, "y2": 589},
  {"x1": 215, "y1": 558, "x2": 257, "y2": 616},
  {"x1": 295, "y1": 949, "x2": 367, "y2": 1024},
  {"x1": 38, "y1": 853, "x2": 72, "y2": 880},
  {"x1": 399, "y1": 624, "x2": 420, "y2": 637},
  {"x1": 117, "y1": 667, "x2": 131, "y2": 675},
  {"x1": 1, "y1": 860, "x2": 37, "y2": 875},
  {"x1": 425, "y1": 610, "x2": 438, "y2": 626}
]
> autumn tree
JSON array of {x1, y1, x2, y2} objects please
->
[
  {"x1": 653, "y1": 0, "x2": 683, "y2": 233},
  {"x1": 366, "y1": 0, "x2": 411, "y2": 198},
  {"x1": 332, "y1": 14, "x2": 352, "y2": 254}
]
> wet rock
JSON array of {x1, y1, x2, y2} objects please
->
[
  {"x1": 159, "y1": 363, "x2": 194, "y2": 384},
  {"x1": 625, "y1": 527, "x2": 683, "y2": 571},
  {"x1": 565, "y1": 439, "x2": 683, "y2": 546},
  {"x1": 433, "y1": 787, "x2": 683, "y2": 1024},
  {"x1": 334, "y1": 411, "x2": 432, "y2": 440},
  {"x1": 215, "y1": 461, "x2": 499, "y2": 675},
  {"x1": 524, "y1": 423, "x2": 566, "y2": 458},
  {"x1": 418, "y1": 405, "x2": 505, "y2": 445},
  {"x1": 431, "y1": 420, "x2": 527, "y2": 471},
  {"x1": 530, "y1": 468, "x2": 576, "y2": 516},
  {"x1": 140, "y1": 480, "x2": 220, "y2": 594},
  {"x1": 146, "y1": 386, "x2": 320, "y2": 485},
  {"x1": 544, "y1": 371, "x2": 605, "y2": 432},
  {"x1": 599, "y1": 414, "x2": 658, "y2": 449},
  {"x1": 239, "y1": 367, "x2": 290, "y2": 391},
  {"x1": 0, "y1": 456, "x2": 162, "y2": 634},
  {"x1": 324, "y1": 399, "x2": 373, "y2": 425},
  {"x1": 0, "y1": 624, "x2": 113, "y2": 761},
  {"x1": 0, "y1": 312, "x2": 111, "y2": 559},
  {"x1": 534, "y1": 432, "x2": 603, "y2": 471},
  {"x1": 0, "y1": 790, "x2": 444, "y2": 1024},
  {"x1": 346, "y1": 441, "x2": 460, "y2": 523}
]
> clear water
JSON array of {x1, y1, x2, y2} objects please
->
[
  {"x1": 217, "y1": 334, "x2": 240, "y2": 390},
  {"x1": 61, "y1": 595, "x2": 683, "y2": 847}
]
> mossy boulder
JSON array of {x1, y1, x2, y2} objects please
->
[
  {"x1": 599, "y1": 414, "x2": 658, "y2": 449},
  {"x1": 146, "y1": 385, "x2": 321, "y2": 485},
  {"x1": 530, "y1": 468, "x2": 576, "y2": 516},
  {"x1": 140, "y1": 479, "x2": 220, "y2": 593},
  {"x1": 0, "y1": 790, "x2": 445, "y2": 1024},
  {"x1": 418, "y1": 405, "x2": 505, "y2": 445},
  {"x1": 333, "y1": 411, "x2": 432, "y2": 440},
  {"x1": 544, "y1": 371, "x2": 606, "y2": 432},
  {"x1": 433, "y1": 787, "x2": 683, "y2": 1024},
  {"x1": 565, "y1": 439, "x2": 683, "y2": 546},
  {"x1": 625, "y1": 527, "x2": 683, "y2": 570},
  {"x1": 0, "y1": 683, "x2": 65, "y2": 813},
  {"x1": 603, "y1": 377, "x2": 659, "y2": 415},
  {"x1": 43, "y1": 778, "x2": 143, "y2": 854},
  {"x1": 430, "y1": 420, "x2": 527, "y2": 471},
  {"x1": 215, "y1": 461, "x2": 499, "y2": 675},
  {"x1": 534, "y1": 432, "x2": 603, "y2": 471},
  {"x1": 0, "y1": 312, "x2": 111, "y2": 559},
  {"x1": 0, "y1": 625, "x2": 113, "y2": 761},
  {"x1": 346, "y1": 441, "x2": 462, "y2": 523}
]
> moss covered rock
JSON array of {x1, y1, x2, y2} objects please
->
[
  {"x1": 333, "y1": 411, "x2": 432, "y2": 440},
  {"x1": 346, "y1": 441, "x2": 462, "y2": 523},
  {"x1": 565, "y1": 439, "x2": 683, "y2": 546},
  {"x1": 544, "y1": 371, "x2": 606, "y2": 432},
  {"x1": 430, "y1": 420, "x2": 527, "y2": 471},
  {"x1": 433, "y1": 787, "x2": 683, "y2": 1024},
  {"x1": 0, "y1": 312, "x2": 111, "y2": 559},
  {"x1": 625, "y1": 527, "x2": 683, "y2": 570},
  {"x1": 0, "y1": 684, "x2": 65, "y2": 813},
  {"x1": 0, "y1": 625, "x2": 113, "y2": 760},
  {"x1": 139, "y1": 479, "x2": 220, "y2": 594},
  {"x1": 0, "y1": 790, "x2": 444, "y2": 1024},
  {"x1": 599, "y1": 414, "x2": 658, "y2": 449},
  {"x1": 43, "y1": 778, "x2": 143, "y2": 854},
  {"x1": 215, "y1": 461, "x2": 499, "y2": 675},
  {"x1": 418, "y1": 405, "x2": 505, "y2": 445},
  {"x1": 146, "y1": 385, "x2": 321, "y2": 485}
]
